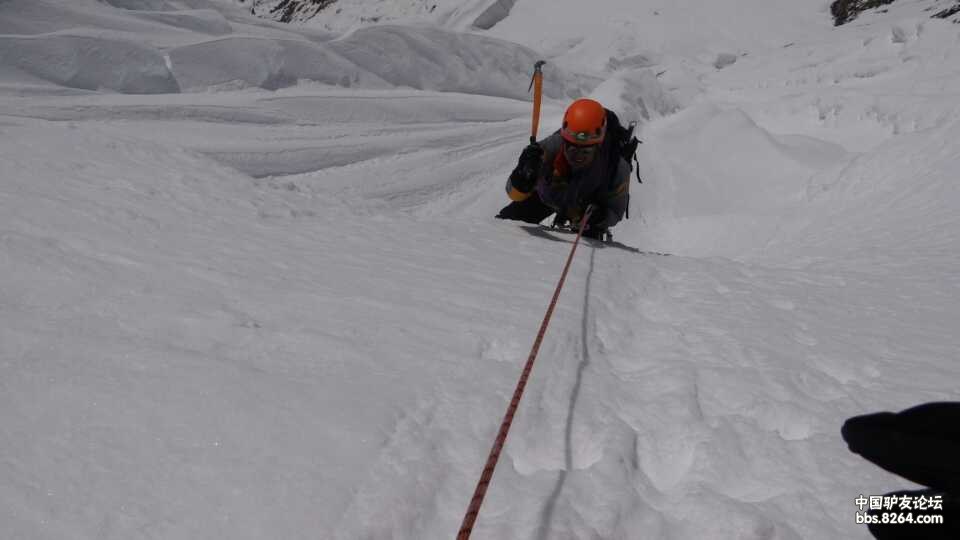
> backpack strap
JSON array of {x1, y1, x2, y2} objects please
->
[{"x1": 621, "y1": 120, "x2": 643, "y2": 184}]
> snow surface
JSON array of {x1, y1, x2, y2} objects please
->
[{"x1": 2, "y1": 0, "x2": 959, "y2": 539}]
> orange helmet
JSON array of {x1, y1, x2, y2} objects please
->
[{"x1": 561, "y1": 98, "x2": 607, "y2": 145}]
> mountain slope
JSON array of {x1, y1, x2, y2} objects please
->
[{"x1": 1, "y1": 1, "x2": 959, "y2": 539}]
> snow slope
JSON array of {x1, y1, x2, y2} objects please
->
[{"x1": 2, "y1": 1, "x2": 959, "y2": 539}]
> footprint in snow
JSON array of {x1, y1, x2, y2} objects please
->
[{"x1": 769, "y1": 298, "x2": 795, "y2": 310}]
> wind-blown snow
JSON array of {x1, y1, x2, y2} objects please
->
[
  {"x1": 2, "y1": 0, "x2": 959, "y2": 539},
  {"x1": 0, "y1": 0, "x2": 583, "y2": 97},
  {"x1": 0, "y1": 33, "x2": 181, "y2": 94}
]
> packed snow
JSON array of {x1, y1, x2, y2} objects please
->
[{"x1": 1, "y1": 0, "x2": 959, "y2": 539}]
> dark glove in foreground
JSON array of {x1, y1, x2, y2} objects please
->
[
  {"x1": 510, "y1": 143, "x2": 544, "y2": 192},
  {"x1": 843, "y1": 402, "x2": 960, "y2": 540}
]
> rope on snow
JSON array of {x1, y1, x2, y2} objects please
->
[{"x1": 456, "y1": 205, "x2": 595, "y2": 540}]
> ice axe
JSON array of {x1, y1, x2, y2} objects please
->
[{"x1": 527, "y1": 60, "x2": 546, "y2": 144}]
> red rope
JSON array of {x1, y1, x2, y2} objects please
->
[{"x1": 457, "y1": 206, "x2": 595, "y2": 540}]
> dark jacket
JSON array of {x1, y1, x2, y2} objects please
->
[
  {"x1": 505, "y1": 130, "x2": 630, "y2": 228},
  {"x1": 535, "y1": 131, "x2": 630, "y2": 227}
]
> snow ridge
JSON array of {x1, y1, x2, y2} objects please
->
[{"x1": 0, "y1": 0, "x2": 583, "y2": 98}]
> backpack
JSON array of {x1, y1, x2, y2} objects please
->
[
  {"x1": 604, "y1": 109, "x2": 643, "y2": 185},
  {"x1": 602, "y1": 109, "x2": 643, "y2": 219}
]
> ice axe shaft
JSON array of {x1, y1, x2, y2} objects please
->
[{"x1": 528, "y1": 60, "x2": 546, "y2": 144}]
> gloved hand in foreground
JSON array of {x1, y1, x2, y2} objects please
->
[{"x1": 510, "y1": 143, "x2": 544, "y2": 192}]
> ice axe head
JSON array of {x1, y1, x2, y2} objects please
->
[{"x1": 527, "y1": 60, "x2": 547, "y2": 92}]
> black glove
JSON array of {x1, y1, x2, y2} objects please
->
[
  {"x1": 510, "y1": 143, "x2": 544, "y2": 192},
  {"x1": 585, "y1": 206, "x2": 609, "y2": 235}
]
